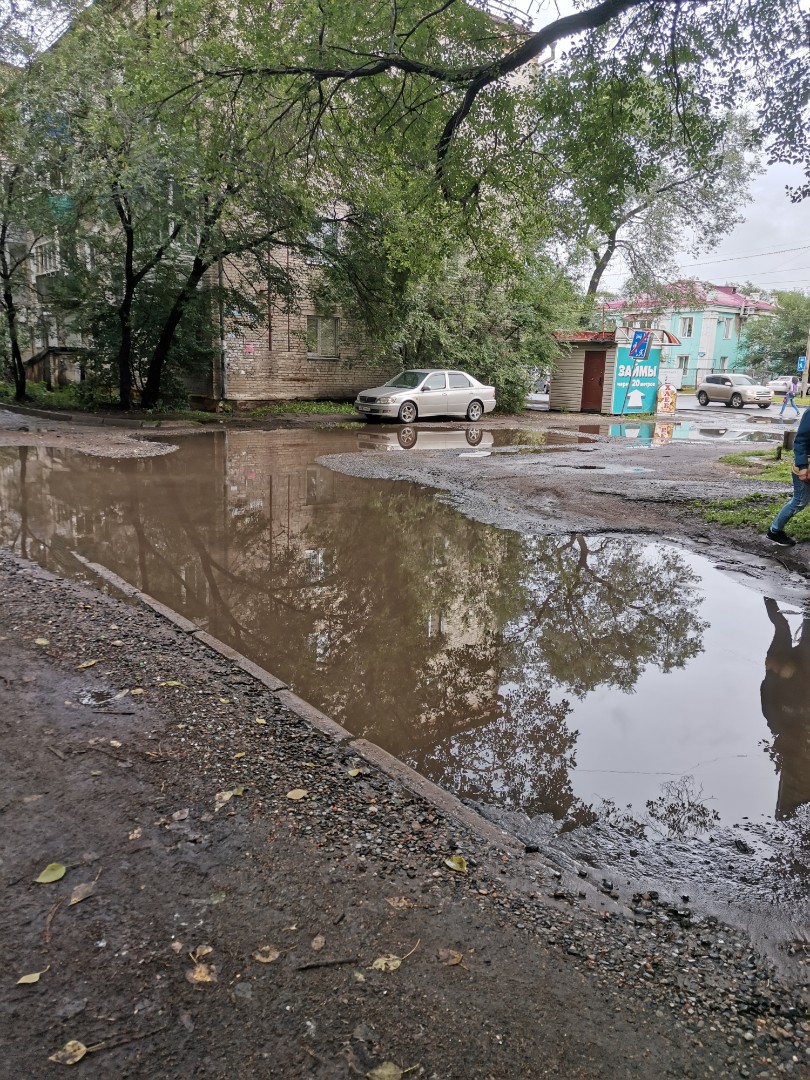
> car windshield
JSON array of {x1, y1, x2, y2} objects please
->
[
  {"x1": 729, "y1": 375, "x2": 754, "y2": 385},
  {"x1": 385, "y1": 370, "x2": 429, "y2": 389}
]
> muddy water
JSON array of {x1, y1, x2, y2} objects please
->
[{"x1": 0, "y1": 429, "x2": 806, "y2": 839}]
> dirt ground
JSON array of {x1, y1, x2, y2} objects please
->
[{"x1": 1, "y1": 405, "x2": 810, "y2": 1078}]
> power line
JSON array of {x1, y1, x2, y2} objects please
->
[{"x1": 678, "y1": 243, "x2": 810, "y2": 268}]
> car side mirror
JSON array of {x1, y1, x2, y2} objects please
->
[{"x1": 421, "y1": 386, "x2": 429, "y2": 391}]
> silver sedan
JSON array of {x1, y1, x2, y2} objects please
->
[{"x1": 355, "y1": 369, "x2": 497, "y2": 423}]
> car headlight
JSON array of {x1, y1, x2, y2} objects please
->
[{"x1": 376, "y1": 396, "x2": 397, "y2": 404}]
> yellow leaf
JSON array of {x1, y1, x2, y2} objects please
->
[
  {"x1": 109, "y1": 740, "x2": 122, "y2": 749},
  {"x1": 254, "y1": 717, "x2": 266, "y2": 725},
  {"x1": 385, "y1": 897, "x2": 414, "y2": 911},
  {"x1": 158, "y1": 680, "x2": 184, "y2": 687},
  {"x1": 185, "y1": 962, "x2": 217, "y2": 985},
  {"x1": 17, "y1": 965, "x2": 50, "y2": 985},
  {"x1": 219, "y1": 698, "x2": 230, "y2": 704},
  {"x1": 437, "y1": 947, "x2": 463, "y2": 966},
  {"x1": 35, "y1": 862, "x2": 66, "y2": 884},
  {"x1": 252, "y1": 945, "x2": 281, "y2": 964},
  {"x1": 77, "y1": 659, "x2": 98, "y2": 670},
  {"x1": 233, "y1": 752, "x2": 246, "y2": 759},
  {"x1": 444, "y1": 855, "x2": 467, "y2": 874},
  {"x1": 286, "y1": 789, "x2": 308, "y2": 801},
  {"x1": 48, "y1": 1040, "x2": 87, "y2": 1065},
  {"x1": 367, "y1": 1064, "x2": 404, "y2": 1080},
  {"x1": 68, "y1": 881, "x2": 96, "y2": 906},
  {"x1": 35, "y1": 638, "x2": 49, "y2": 646},
  {"x1": 370, "y1": 954, "x2": 402, "y2": 973},
  {"x1": 347, "y1": 768, "x2": 364, "y2": 778},
  {"x1": 190, "y1": 945, "x2": 213, "y2": 961},
  {"x1": 232, "y1": 785, "x2": 246, "y2": 796},
  {"x1": 130, "y1": 688, "x2": 145, "y2": 696}
]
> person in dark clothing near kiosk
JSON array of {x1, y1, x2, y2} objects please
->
[{"x1": 766, "y1": 404, "x2": 810, "y2": 547}]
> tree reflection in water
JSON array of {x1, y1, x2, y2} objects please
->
[{"x1": 0, "y1": 438, "x2": 709, "y2": 823}]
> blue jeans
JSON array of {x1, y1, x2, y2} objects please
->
[
  {"x1": 771, "y1": 472, "x2": 810, "y2": 531},
  {"x1": 780, "y1": 392, "x2": 800, "y2": 416}
]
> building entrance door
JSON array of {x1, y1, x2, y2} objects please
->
[{"x1": 581, "y1": 351, "x2": 606, "y2": 412}]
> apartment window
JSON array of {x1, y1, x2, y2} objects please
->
[
  {"x1": 719, "y1": 356, "x2": 729, "y2": 370},
  {"x1": 635, "y1": 318, "x2": 654, "y2": 329},
  {"x1": 676, "y1": 354, "x2": 690, "y2": 371},
  {"x1": 34, "y1": 241, "x2": 60, "y2": 275},
  {"x1": 722, "y1": 317, "x2": 733, "y2": 339},
  {"x1": 305, "y1": 220, "x2": 340, "y2": 265},
  {"x1": 306, "y1": 316, "x2": 340, "y2": 358},
  {"x1": 679, "y1": 317, "x2": 694, "y2": 338}
]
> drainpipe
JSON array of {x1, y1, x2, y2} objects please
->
[{"x1": 217, "y1": 256, "x2": 227, "y2": 403}]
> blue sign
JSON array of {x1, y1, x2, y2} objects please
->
[
  {"x1": 798, "y1": 355, "x2": 806, "y2": 372},
  {"x1": 611, "y1": 344, "x2": 662, "y2": 414},
  {"x1": 629, "y1": 330, "x2": 652, "y2": 360}
]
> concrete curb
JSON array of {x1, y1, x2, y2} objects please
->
[
  {"x1": 0, "y1": 402, "x2": 184, "y2": 429},
  {"x1": 69, "y1": 550, "x2": 522, "y2": 855}
]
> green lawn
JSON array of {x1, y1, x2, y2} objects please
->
[{"x1": 693, "y1": 449, "x2": 810, "y2": 540}]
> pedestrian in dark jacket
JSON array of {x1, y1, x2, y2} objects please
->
[{"x1": 767, "y1": 406, "x2": 810, "y2": 546}]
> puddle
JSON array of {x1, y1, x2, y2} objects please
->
[
  {"x1": 1, "y1": 432, "x2": 808, "y2": 934},
  {"x1": 585, "y1": 421, "x2": 784, "y2": 445}
]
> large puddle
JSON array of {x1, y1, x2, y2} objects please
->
[{"x1": 1, "y1": 431, "x2": 809, "y2": 944}]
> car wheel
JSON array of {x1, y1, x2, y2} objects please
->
[
  {"x1": 397, "y1": 426, "x2": 418, "y2": 449},
  {"x1": 758, "y1": 403, "x2": 771, "y2": 409},
  {"x1": 466, "y1": 400, "x2": 484, "y2": 421},
  {"x1": 731, "y1": 393, "x2": 744, "y2": 409},
  {"x1": 398, "y1": 401, "x2": 417, "y2": 424},
  {"x1": 465, "y1": 427, "x2": 483, "y2": 446},
  {"x1": 697, "y1": 391, "x2": 709, "y2": 406}
]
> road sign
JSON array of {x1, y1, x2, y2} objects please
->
[
  {"x1": 798, "y1": 355, "x2": 806, "y2": 372},
  {"x1": 629, "y1": 330, "x2": 652, "y2": 360}
]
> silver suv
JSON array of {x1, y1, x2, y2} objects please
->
[{"x1": 696, "y1": 374, "x2": 773, "y2": 409}]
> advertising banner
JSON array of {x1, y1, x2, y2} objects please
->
[{"x1": 611, "y1": 344, "x2": 662, "y2": 414}]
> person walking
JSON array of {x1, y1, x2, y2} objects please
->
[
  {"x1": 779, "y1": 376, "x2": 800, "y2": 418},
  {"x1": 767, "y1": 403, "x2": 810, "y2": 546}
]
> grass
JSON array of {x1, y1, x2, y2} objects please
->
[
  {"x1": 692, "y1": 448, "x2": 810, "y2": 539},
  {"x1": 241, "y1": 400, "x2": 356, "y2": 417}
]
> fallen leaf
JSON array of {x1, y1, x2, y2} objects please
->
[
  {"x1": 353, "y1": 971, "x2": 366, "y2": 983},
  {"x1": 35, "y1": 638, "x2": 49, "y2": 646},
  {"x1": 286, "y1": 789, "x2": 308, "y2": 801},
  {"x1": 77, "y1": 659, "x2": 99, "y2": 670},
  {"x1": 370, "y1": 954, "x2": 401, "y2": 973},
  {"x1": 109, "y1": 739, "x2": 122, "y2": 749},
  {"x1": 90, "y1": 771, "x2": 102, "y2": 777},
  {"x1": 190, "y1": 945, "x2": 213, "y2": 962},
  {"x1": 130, "y1": 688, "x2": 145, "y2": 696},
  {"x1": 347, "y1": 768, "x2": 364, "y2": 778},
  {"x1": 35, "y1": 862, "x2": 66, "y2": 884},
  {"x1": 128, "y1": 827, "x2": 142, "y2": 841},
  {"x1": 111, "y1": 640, "x2": 124, "y2": 647},
  {"x1": 252, "y1": 945, "x2": 280, "y2": 964},
  {"x1": 158, "y1": 680, "x2": 184, "y2": 687},
  {"x1": 171, "y1": 808, "x2": 189, "y2": 822},
  {"x1": 385, "y1": 897, "x2": 414, "y2": 911},
  {"x1": 218, "y1": 698, "x2": 230, "y2": 704},
  {"x1": 214, "y1": 790, "x2": 233, "y2": 812},
  {"x1": 367, "y1": 1062, "x2": 405, "y2": 1080},
  {"x1": 17, "y1": 965, "x2": 50, "y2": 985},
  {"x1": 68, "y1": 881, "x2": 97, "y2": 906},
  {"x1": 48, "y1": 1040, "x2": 87, "y2": 1065},
  {"x1": 254, "y1": 717, "x2": 266, "y2": 725},
  {"x1": 232, "y1": 785, "x2": 246, "y2": 796},
  {"x1": 113, "y1": 689, "x2": 129, "y2": 700},
  {"x1": 170, "y1": 941, "x2": 183, "y2": 954},
  {"x1": 437, "y1": 947, "x2": 463, "y2": 966},
  {"x1": 311, "y1": 934, "x2": 325, "y2": 952},
  {"x1": 233, "y1": 752, "x2": 246, "y2": 759},
  {"x1": 444, "y1": 855, "x2": 468, "y2": 874},
  {"x1": 185, "y1": 962, "x2": 217, "y2": 985}
]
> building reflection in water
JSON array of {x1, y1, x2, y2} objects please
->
[
  {"x1": 761, "y1": 597, "x2": 810, "y2": 819},
  {"x1": 0, "y1": 432, "x2": 714, "y2": 822}
]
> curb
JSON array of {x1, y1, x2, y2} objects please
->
[
  {"x1": 1, "y1": 402, "x2": 179, "y2": 429},
  {"x1": 69, "y1": 550, "x2": 524, "y2": 856}
]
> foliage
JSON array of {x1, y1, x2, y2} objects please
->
[
  {"x1": 740, "y1": 291, "x2": 810, "y2": 373},
  {"x1": 693, "y1": 492, "x2": 810, "y2": 540},
  {"x1": 245, "y1": 401, "x2": 357, "y2": 416}
]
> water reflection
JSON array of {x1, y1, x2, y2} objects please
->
[
  {"x1": 761, "y1": 598, "x2": 810, "y2": 819},
  {"x1": 0, "y1": 432, "x2": 803, "y2": 826}
]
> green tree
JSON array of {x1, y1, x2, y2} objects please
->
[{"x1": 740, "y1": 291, "x2": 810, "y2": 373}]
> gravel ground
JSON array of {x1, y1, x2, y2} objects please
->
[{"x1": 1, "y1": 549, "x2": 809, "y2": 1079}]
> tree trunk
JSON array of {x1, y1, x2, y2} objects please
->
[
  {"x1": 1, "y1": 277, "x2": 26, "y2": 401},
  {"x1": 585, "y1": 231, "x2": 618, "y2": 301},
  {"x1": 141, "y1": 256, "x2": 210, "y2": 409}
]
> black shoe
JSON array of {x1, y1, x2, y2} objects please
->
[{"x1": 766, "y1": 528, "x2": 796, "y2": 547}]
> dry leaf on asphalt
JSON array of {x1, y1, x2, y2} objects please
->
[
  {"x1": 370, "y1": 939, "x2": 420, "y2": 973},
  {"x1": 444, "y1": 855, "x2": 468, "y2": 873},
  {"x1": 34, "y1": 637, "x2": 49, "y2": 646},
  {"x1": 158, "y1": 680, "x2": 184, "y2": 687},
  {"x1": 77, "y1": 659, "x2": 99, "y2": 669},
  {"x1": 113, "y1": 689, "x2": 129, "y2": 700},
  {"x1": 367, "y1": 1063, "x2": 407, "y2": 1080},
  {"x1": 190, "y1": 945, "x2": 213, "y2": 962},
  {"x1": 109, "y1": 740, "x2": 122, "y2": 748},
  {"x1": 311, "y1": 934, "x2": 325, "y2": 952},
  {"x1": 214, "y1": 790, "x2": 233, "y2": 812},
  {"x1": 347, "y1": 768, "x2": 364, "y2": 777},
  {"x1": 385, "y1": 897, "x2": 414, "y2": 911},
  {"x1": 35, "y1": 862, "x2": 66, "y2": 884},
  {"x1": 252, "y1": 945, "x2": 281, "y2": 964},
  {"x1": 68, "y1": 881, "x2": 96, "y2": 907},
  {"x1": 286, "y1": 788, "x2": 308, "y2": 801},
  {"x1": 128, "y1": 827, "x2": 142, "y2": 840},
  {"x1": 219, "y1": 698, "x2": 230, "y2": 704},
  {"x1": 254, "y1": 717, "x2": 266, "y2": 725},
  {"x1": 17, "y1": 965, "x2": 50, "y2": 985},
  {"x1": 48, "y1": 1040, "x2": 87, "y2": 1065},
  {"x1": 185, "y1": 962, "x2": 217, "y2": 985},
  {"x1": 437, "y1": 947, "x2": 463, "y2": 966},
  {"x1": 130, "y1": 688, "x2": 145, "y2": 696}
]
